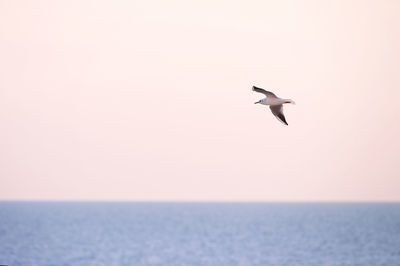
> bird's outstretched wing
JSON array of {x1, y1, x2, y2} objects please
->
[
  {"x1": 270, "y1": 105, "x2": 288, "y2": 125},
  {"x1": 252, "y1": 86, "x2": 277, "y2": 98}
]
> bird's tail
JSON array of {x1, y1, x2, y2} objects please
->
[{"x1": 285, "y1": 99, "x2": 296, "y2": 105}]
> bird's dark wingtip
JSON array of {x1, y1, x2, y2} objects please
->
[{"x1": 278, "y1": 113, "x2": 288, "y2": 126}]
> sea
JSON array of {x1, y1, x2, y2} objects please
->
[{"x1": 0, "y1": 202, "x2": 399, "y2": 266}]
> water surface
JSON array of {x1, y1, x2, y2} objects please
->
[{"x1": 1, "y1": 202, "x2": 399, "y2": 265}]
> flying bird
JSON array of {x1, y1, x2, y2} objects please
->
[{"x1": 252, "y1": 86, "x2": 295, "y2": 125}]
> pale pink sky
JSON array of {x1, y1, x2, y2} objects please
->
[{"x1": 1, "y1": 0, "x2": 399, "y2": 201}]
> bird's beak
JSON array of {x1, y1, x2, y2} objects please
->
[{"x1": 254, "y1": 101, "x2": 259, "y2": 104}]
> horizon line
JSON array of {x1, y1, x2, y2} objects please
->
[{"x1": 1, "y1": 199, "x2": 399, "y2": 204}]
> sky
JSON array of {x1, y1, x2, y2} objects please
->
[{"x1": 0, "y1": 0, "x2": 399, "y2": 201}]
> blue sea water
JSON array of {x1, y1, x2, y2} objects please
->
[{"x1": 0, "y1": 202, "x2": 399, "y2": 266}]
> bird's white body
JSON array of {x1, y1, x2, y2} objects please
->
[{"x1": 258, "y1": 97, "x2": 293, "y2": 106}]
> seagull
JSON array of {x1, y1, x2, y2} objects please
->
[{"x1": 252, "y1": 86, "x2": 295, "y2": 125}]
